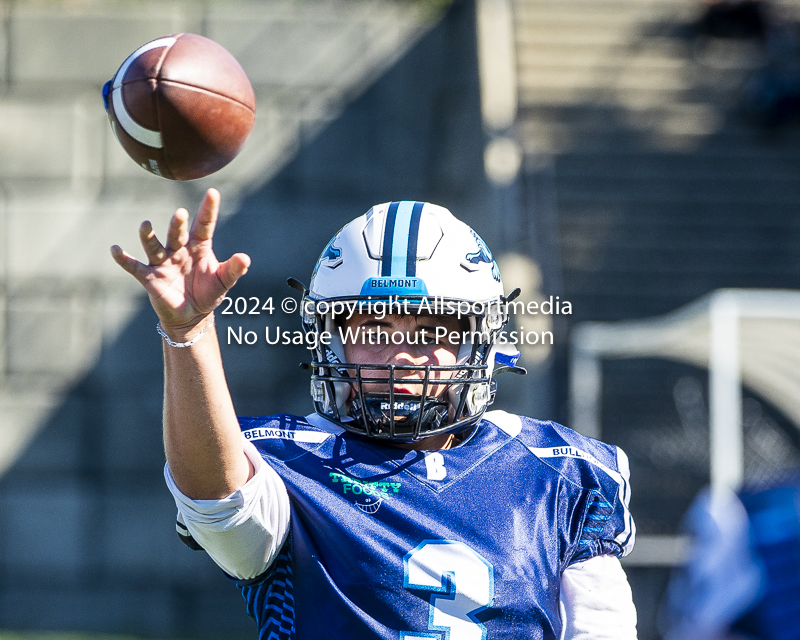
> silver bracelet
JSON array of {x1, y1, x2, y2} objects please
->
[{"x1": 156, "y1": 317, "x2": 214, "y2": 348}]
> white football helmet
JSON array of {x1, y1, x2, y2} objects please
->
[{"x1": 296, "y1": 200, "x2": 522, "y2": 441}]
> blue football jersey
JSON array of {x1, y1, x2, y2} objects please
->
[{"x1": 234, "y1": 410, "x2": 635, "y2": 640}]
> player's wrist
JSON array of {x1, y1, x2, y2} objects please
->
[{"x1": 158, "y1": 313, "x2": 215, "y2": 346}]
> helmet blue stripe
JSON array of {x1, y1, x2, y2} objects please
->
[
  {"x1": 389, "y1": 201, "x2": 415, "y2": 276},
  {"x1": 405, "y1": 201, "x2": 424, "y2": 277},
  {"x1": 380, "y1": 201, "x2": 400, "y2": 277}
]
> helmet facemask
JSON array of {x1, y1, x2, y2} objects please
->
[{"x1": 303, "y1": 299, "x2": 507, "y2": 442}]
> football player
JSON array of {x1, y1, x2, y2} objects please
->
[
  {"x1": 663, "y1": 480, "x2": 800, "y2": 640},
  {"x1": 111, "y1": 190, "x2": 638, "y2": 640}
]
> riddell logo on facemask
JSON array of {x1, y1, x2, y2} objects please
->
[{"x1": 381, "y1": 401, "x2": 420, "y2": 412}]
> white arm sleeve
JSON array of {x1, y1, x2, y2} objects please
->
[
  {"x1": 165, "y1": 437, "x2": 291, "y2": 580},
  {"x1": 559, "y1": 555, "x2": 638, "y2": 640}
]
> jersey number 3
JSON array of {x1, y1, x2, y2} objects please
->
[{"x1": 402, "y1": 540, "x2": 495, "y2": 640}]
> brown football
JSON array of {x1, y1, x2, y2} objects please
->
[{"x1": 104, "y1": 33, "x2": 255, "y2": 180}]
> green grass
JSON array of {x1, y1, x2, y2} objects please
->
[{"x1": 0, "y1": 634, "x2": 195, "y2": 640}]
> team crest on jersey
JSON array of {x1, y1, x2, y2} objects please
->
[
  {"x1": 329, "y1": 472, "x2": 401, "y2": 514},
  {"x1": 463, "y1": 229, "x2": 501, "y2": 282}
]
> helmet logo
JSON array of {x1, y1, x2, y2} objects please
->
[
  {"x1": 463, "y1": 229, "x2": 501, "y2": 282},
  {"x1": 321, "y1": 241, "x2": 342, "y2": 267},
  {"x1": 311, "y1": 235, "x2": 343, "y2": 281}
]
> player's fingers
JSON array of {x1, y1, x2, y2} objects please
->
[
  {"x1": 138, "y1": 220, "x2": 168, "y2": 265},
  {"x1": 110, "y1": 245, "x2": 150, "y2": 284},
  {"x1": 191, "y1": 188, "x2": 220, "y2": 243},
  {"x1": 217, "y1": 252, "x2": 251, "y2": 290},
  {"x1": 166, "y1": 208, "x2": 190, "y2": 252}
]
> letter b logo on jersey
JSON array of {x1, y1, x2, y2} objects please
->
[{"x1": 425, "y1": 452, "x2": 447, "y2": 480}]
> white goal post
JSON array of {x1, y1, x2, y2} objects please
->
[{"x1": 569, "y1": 289, "x2": 800, "y2": 565}]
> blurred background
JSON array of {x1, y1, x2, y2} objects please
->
[{"x1": 1, "y1": 0, "x2": 800, "y2": 638}]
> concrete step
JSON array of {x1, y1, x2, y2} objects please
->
[
  {"x1": 516, "y1": 52, "x2": 761, "y2": 81},
  {"x1": 558, "y1": 251, "x2": 798, "y2": 275},
  {"x1": 520, "y1": 105, "x2": 786, "y2": 136},
  {"x1": 515, "y1": 37, "x2": 691, "y2": 63},
  {"x1": 517, "y1": 64, "x2": 732, "y2": 93},
  {"x1": 516, "y1": 46, "x2": 699, "y2": 70},
  {"x1": 515, "y1": 0, "x2": 800, "y2": 13},
  {"x1": 517, "y1": 90, "x2": 744, "y2": 114},
  {"x1": 519, "y1": 120, "x2": 800, "y2": 155},
  {"x1": 515, "y1": 28, "x2": 661, "y2": 48},
  {"x1": 519, "y1": 96, "x2": 713, "y2": 128},
  {"x1": 553, "y1": 152, "x2": 800, "y2": 181},
  {"x1": 554, "y1": 171, "x2": 800, "y2": 199},
  {"x1": 515, "y1": 12, "x2": 677, "y2": 32},
  {"x1": 556, "y1": 187, "x2": 800, "y2": 206},
  {"x1": 562, "y1": 223, "x2": 800, "y2": 244},
  {"x1": 514, "y1": 0, "x2": 693, "y2": 16},
  {"x1": 559, "y1": 206, "x2": 800, "y2": 227},
  {"x1": 561, "y1": 268, "x2": 800, "y2": 295},
  {"x1": 559, "y1": 230, "x2": 800, "y2": 252}
]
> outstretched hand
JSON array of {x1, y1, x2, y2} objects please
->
[{"x1": 111, "y1": 188, "x2": 250, "y2": 339}]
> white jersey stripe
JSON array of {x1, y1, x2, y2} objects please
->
[
  {"x1": 528, "y1": 444, "x2": 635, "y2": 556},
  {"x1": 615, "y1": 447, "x2": 636, "y2": 555},
  {"x1": 243, "y1": 427, "x2": 332, "y2": 443}
]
